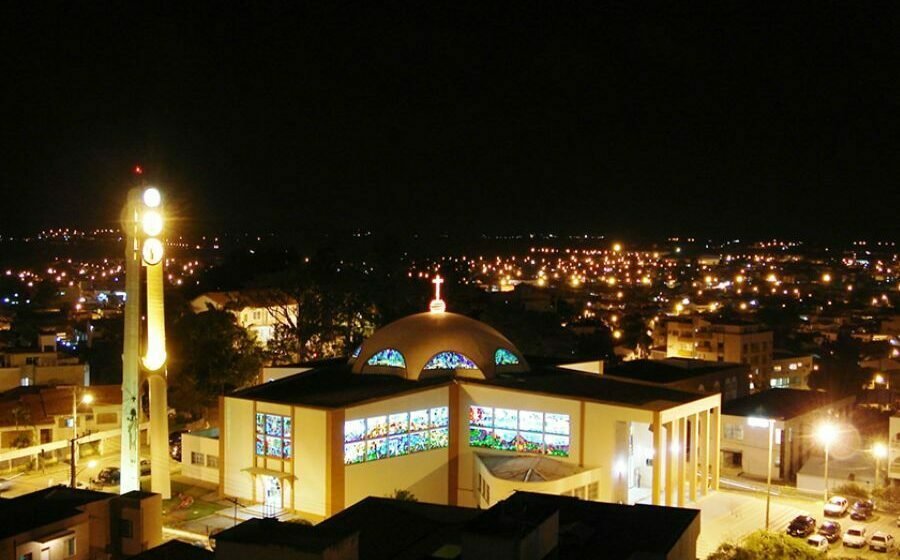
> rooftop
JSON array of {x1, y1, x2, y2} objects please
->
[
  {"x1": 479, "y1": 455, "x2": 582, "y2": 482},
  {"x1": 215, "y1": 517, "x2": 355, "y2": 553},
  {"x1": 605, "y1": 357, "x2": 744, "y2": 384},
  {"x1": 0, "y1": 485, "x2": 115, "y2": 540},
  {"x1": 723, "y1": 388, "x2": 845, "y2": 420},
  {"x1": 129, "y1": 540, "x2": 213, "y2": 560}
]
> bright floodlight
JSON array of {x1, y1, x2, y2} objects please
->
[
  {"x1": 873, "y1": 442, "x2": 888, "y2": 459},
  {"x1": 816, "y1": 422, "x2": 838, "y2": 447},
  {"x1": 143, "y1": 187, "x2": 161, "y2": 208},
  {"x1": 87, "y1": 459, "x2": 98, "y2": 469},
  {"x1": 81, "y1": 393, "x2": 94, "y2": 405},
  {"x1": 142, "y1": 210, "x2": 163, "y2": 237}
]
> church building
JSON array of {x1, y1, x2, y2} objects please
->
[{"x1": 219, "y1": 278, "x2": 722, "y2": 519}]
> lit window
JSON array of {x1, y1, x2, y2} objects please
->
[
  {"x1": 207, "y1": 455, "x2": 218, "y2": 468},
  {"x1": 494, "y1": 348, "x2": 520, "y2": 365},
  {"x1": 366, "y1": 348, "x2": 406, "y2": 368},
  {"x1": 191, "y1": 452, "x2": 204, "y2": 465},
  {"x1": 66, "y1": 537, "x2": 75, "y2": 557},
  {"x1": 344, "y1": 406, "x2": 449, "y2": 465},
  {"x1": 423, "y1": 351, "x2": 477, "y2": 370},
  {"x1": 255, "y1": 413, "x2": 292, "y2": 459},
  {"x1": 468, "y1": 406, "x2": 570, "y2": 457}
]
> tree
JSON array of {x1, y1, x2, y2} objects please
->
[
  {"x1": 169, "y1": 309, "x2": 264, "y2": 411},
  {"x1": 706, "y1": 530, "x2": 824, "y2": 559},
  {"x1": 390, "y1": 489, "x2": 417, "y2": 502}
]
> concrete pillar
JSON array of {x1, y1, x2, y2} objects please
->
[
  {"x1": 677, "y1": 417, "x2": 686, "y2": 507},
  {"x1": 690, "y1": 413, "x2": 699, "y2": 502},
  {"x1": 665, "y1": 422, "x2": 674, "y2": 506},
  {"x1": 120, "y1": 193, "x2": 142, "y2": 494},
  {"x1": 652, "y1": 413, "x2": 662, "y2": 505},
  {"x1": 148, "y1": 374, "x2": 170, "y2": 499},
  {"x1": 700, "y1": 410, "x2": 710, "y2": 496},
  {"x1": 712, "y1": 407, "x2": 721, "y2": 491}
]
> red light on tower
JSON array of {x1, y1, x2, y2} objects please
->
[{"x1": 134, "y1": 165, "x2": 143, "y2": 175}]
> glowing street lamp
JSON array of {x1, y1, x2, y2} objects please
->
[
  {"x1": 873, "y1": 442, "x2": 887, "y2": 488},
  {"x1": 816, "y1": 422, "x2": 839, "y2": 502},
  {"x1": 70, "y1": 389, "x2": 93, "y2": 488}
]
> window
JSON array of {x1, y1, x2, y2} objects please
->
[
  {"x1": 97, "y1": 412, "x2": 118, "y2": 424},
  {"x1": 351, "y1": 345, "x2": 361, "y2": 359},
  {"x1": 120, "y1": 519, "x2": 133, "y2": 538},
  {"x1": 344, "y1": 406, "x2": 449, "y2": 465},
  {"x1": 207, "y1": 455, "x2": 218, "y2": 468},
  {"x1": 255, "y1": 413, "x2": 293, "y2": 459},
  {"x1": 573, "y1": 486, "x2": 585, "y2": 499},
  {"x1": 775, "y1": 429, "x2": 783, "y2": 445},
  {"x1": 20, "y1": 553, "x2": 32, "y2": 560},
  {"x1": 724, "y1": 424, "x2": 743, "y2": 441},
  {"x1": 65, "y1": 537, "x2": 75, "y2": 557},
  {"x1": 468, "y1": 406, "x2": 570, "y2": 457},
  {"x1": 366, "y1": 348, "x2": 406, "y2": 368},
  {"x1": 587, "y1": 482, "x2": 599, "y2": 500},
  {"x1": 495, "y1": 348, "x2": 520, "y2": 366},
  {"x1": 423, "y1": 351, "x2": 478, "y2": 370},
  {"x1": 191, "y1": 452, "x2": 204, "y2": 465}
]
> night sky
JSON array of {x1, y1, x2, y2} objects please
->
[{"x1": 1, "y1": 3, "x2": 898, "y2": 239}]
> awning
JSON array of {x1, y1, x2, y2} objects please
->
[{"x1": 241, "y1": 466, "x2": 296, "y2": 480}]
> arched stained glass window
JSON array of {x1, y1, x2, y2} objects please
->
[
  {"x1": 367, "y1": 348, "x2": 406, "y2": 368},
  {"x1": 351, "y1": 345, "x2": 362, "y2": 359},
  {"x1": 423, "y1": 351, "x2": 478, "y2": 370},
  {"x1": 495, "y1": 348, "x2": 520, "y2": 365}
]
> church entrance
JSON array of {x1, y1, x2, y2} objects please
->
[{"x1": 263, "y1": 476, "x2": 282, "y2": 516}]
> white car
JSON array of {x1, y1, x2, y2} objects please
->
[
  {"x1": 806, "y1": 534, "x2": 828, "y2": 552},
  {"x1": 824, "y1": 496, "x2": 848, "y2": 517},
  {"x1": 843, "y1": 525, "x2": 867, "y2": 548},
  {"x1": 869, "y1": 531, "x2": 894, "y2": 552}
]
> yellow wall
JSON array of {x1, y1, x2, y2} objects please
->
[
  {"x1": 293, "y1": 406, "x2": 328, "y2": 516},
  {"x1": 223, "y1": 397, "x2": 255, "y2": 500},
  {"x1": 582, "y1": 402, "x2": 652, "y2": 503},
  {"x1": 344, "y1": 387, "x2": 450, "y2": 507},
  {"x1": 457, "y1": 384, "x2": 583, "y2": 507}
]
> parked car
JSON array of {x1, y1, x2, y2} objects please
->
[
  {"x1": 818, "y1": 521, "x2": 842, "y2": 543},
  {"x1": 93, "y1": 467, "x2": 120, "y2": 486},
  {"x1": 850, "y1": 499, "x2": 875, "y2": 521},
  {"x1": 806, "y1": 534, "x2": 829, "y2": 552},
  {"x1": 869, "y1": 531, "x2": 894, "y2": 552},
  {"x1": 787, "y1": 515, "x2": 817, "y2": 538},
  {"x1": 824, "y1": 496, "x2": 848, "y2": 517},
  {"x1": 843, "y1": 525, "x2": 867, "y2": 548}
]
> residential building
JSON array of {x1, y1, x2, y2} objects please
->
[
  {"x1": 602, "y1": 358, "x2": 750, "y2": 401},
  {"x1": 0, "y1": 333, "x2": 87, "y2": 391},
  {"x1": 664, "y1": 317, "x2": 773, "y2": 390},
  {"x1": 721, "y1": 389, "x2": 854, "y2": 482},
  {"x1": 0, "y1": 485, "x2": 161, "y2": 560},
  {"x1": 769, "y1": 351, "x2": 814, "y2": 389},
  {"x1": 219, "y1": 307, "x2": 722, "y2": 520},
  {"x1": 193, "y1": 490, "x2": 701, "y2": 560},
  {"x1": 190, "y1": 291, "x2": 298, "y2": 347}
]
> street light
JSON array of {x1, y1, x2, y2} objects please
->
[
  {"x1": 816, "y1": 421, "x2": 839, "y2": 503},
  {"x1": 749, "y1": 417, "x2": 775, "y2": 529},
  {"x1": 873, "y1": 442, "x2": 887, "y2": 488},
  {"x1": 70, "y1": 389, "x2": 93, "y2": 488}
]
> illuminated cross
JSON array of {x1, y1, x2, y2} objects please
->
[{"x1": 429, "y1": 274, "x2": 446, "y2": 313}]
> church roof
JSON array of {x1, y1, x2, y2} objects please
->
[{"x1": 351, "y1": 312, "x2": 528, "y2": 380}]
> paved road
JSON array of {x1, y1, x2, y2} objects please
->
[{"x1": 697, "y1": 488, "x2": 900, "y2": 558}]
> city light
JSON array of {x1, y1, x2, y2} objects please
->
[{"x1": 816, "y1": 422, "x2": 838, "y2": 447}]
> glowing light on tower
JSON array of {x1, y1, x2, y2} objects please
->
[{"x1": 429, "y1": 275, "x2": 446, "y2": 313}]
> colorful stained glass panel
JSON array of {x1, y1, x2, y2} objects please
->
[
  {"x1": 410, "y1": 409, "x2": 429, "y2": 431},
  {"x1": 344, "y1": 419, "x2": 366, "y2": 443},
  {"x1": 344, "y1": 442, "x2": 365, "y2": 465},
  {"x1": 423, "y1": 351, "x2": 478, "y2": 370},
  {"x1": 519, "y1": 410, "x2": 543, "y2": 432},
  {"x1": 469, "y1": 406, "x2": 493, "y2": 427},
  {"x1": 495, "y1": 348, "x2": 520, "y2": 365},
  {"x1": 366, "y1": 416, "x2": 388, "y2": 439},
  {"x1": 430, "y1": 407, "x2": 449, "y2": 428},
  {"x1": 366, "y1": 348, "x2": 406, "y2": 368},
  {"x1": 494, "y1": 408, "x2": 518, "y2": 430}
]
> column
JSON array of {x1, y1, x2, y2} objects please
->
[
  {"x1": 677, "y1": 417, "x2": 686, "y2": 507},
  {"x1": 652, "y1": 413, "x2": 662, "y2": 505},
  {"x1": 690, "y1": 412, "x2": 699, "y2": 501},
  {"x1": 700, "y1": 410, "x2": 710, "y2": 496},
  {"x1": 665, "y1": 422, "x2": 674, "y2": 506},
  {"x1": 712, "y1": 406, "x2": 721, "y2": 491}
]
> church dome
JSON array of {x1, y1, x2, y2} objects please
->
[{"x1": 350, "y1": 311, "x2": 528, "y2": 380}]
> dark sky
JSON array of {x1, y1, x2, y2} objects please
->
[{"x1": 1, "y1": 3, "x2": 898, "y2": 239}]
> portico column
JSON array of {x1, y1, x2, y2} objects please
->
[
  {"x1": 700, "y1": 410, "x2": 710, "y2": 496},
  {"x1": 690, "y1": 412, "x2": 699, "y2": 501},
  {"x1": 652, "y1": 413, "x2": 662, "y2": 505},
  {"x1": 677, "y1": 417, "x2": 686, "y2": 507},
  {"x1": 665, "y1": 422, "x2": 674, "y2": 506},
  {"x1": 712, "y1": 407, "x2": 721, "y2": 491}
]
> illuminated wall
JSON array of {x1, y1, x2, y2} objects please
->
[{"x1": 468, "y1": 406, "x2": 570, "y2": 457}]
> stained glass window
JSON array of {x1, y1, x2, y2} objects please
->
[
  {"x1": 423, "y1": 351, "x2": 478, "y2": 370},
  {"x1": 344, "y1": 406, "x2": 449, "y2": 464},
  {"x1": 254, "y1": 413, "x2": 292, "y2": 459},
  {"x1": 467, "y1": 405, "x2": 569, "y2": 458},
  {"x1": 367, "y1": 348, "x2": 406, "y2": 368},
  {"x1": 495, "y1": 348, "x2": 520, "y2": 365},
  {"x1": 351, "y1": 345, "x2": 362, "y2": 359}
]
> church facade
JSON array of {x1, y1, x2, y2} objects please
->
[{"x1": 219, "y1": 286, "x2": 722, "y2": 519}]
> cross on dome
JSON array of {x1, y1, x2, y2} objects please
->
[{"x1": 429, "y1": 274, "x2": 446, "y2": 313}]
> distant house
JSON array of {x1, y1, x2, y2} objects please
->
[
  {"x1": 0, "y1": 333, "x2": 87, "y2": 391},
  {"x1": 603, "y1": 357, "x2": 750, "y2": 402},
  {"x1": 770, "y1": 350, "x2": 814, "y2": 390},
  {"x1": 190, "y1": 291, "x2": 299, "y2": 347},
  {"x1": 181, "y1": 428, "x2": 220, "y2": 484}
]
